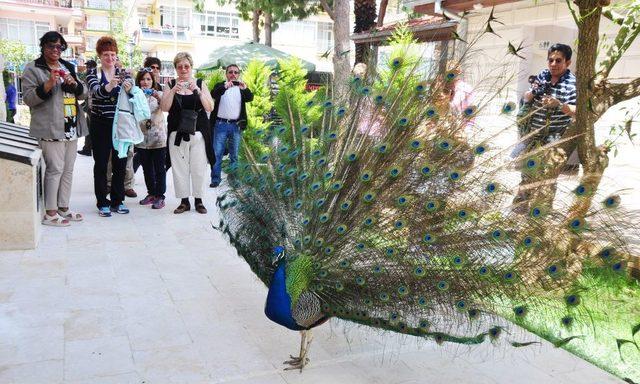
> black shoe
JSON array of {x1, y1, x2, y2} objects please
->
[
  {"x1": 209, "y1": 182, "x2": 220, "y2": 188},
  {"x1": 77, "y1": 149, "x2": 91, "y2": 156}
]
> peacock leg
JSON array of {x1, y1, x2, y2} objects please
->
[{"x1": 283, "y1": 330, "x2": 312, "y2": 371}]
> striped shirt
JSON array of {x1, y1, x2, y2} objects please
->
[
  {"x1": 86, "y1": 68, "x2": 120, "y2": 119},
  {"x1": 528, "y1": 69, "x2": 576, "y2": 140}
]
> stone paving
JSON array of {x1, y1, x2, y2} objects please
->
[{"x1": 0, "y1": 137, "x2": 628, "y2": 383}]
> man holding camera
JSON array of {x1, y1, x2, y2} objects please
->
[
  {"x1": 522, "y1": 43, "x2": 577, "y2": 145},
  {"x1": 209, "y1": 64, "x2": 253, "y2": 188}
]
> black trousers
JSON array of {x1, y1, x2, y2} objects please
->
[
  {"x1": 137, "y1": 147, "x2": 167, "y2": 198},
  {"x1": 90, "y1": 116, "x2": 126, "y2": 208}
]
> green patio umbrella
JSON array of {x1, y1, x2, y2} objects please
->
[{"x1": 198, "y1": 42, "x2": 316, "y2": 72}]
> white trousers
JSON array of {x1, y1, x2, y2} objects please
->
[
  {"x1": 168, "y1": 131, "x2": 207, "y2": 199},
  {"x1": 39, "y1": 139, "x2": 78, "y2": 210}
]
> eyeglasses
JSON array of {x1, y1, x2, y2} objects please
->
[
  {"x1": 227, "y1": 70, "x2": 240, "y2": 74},
  {"x1": 45, "y1": 44, "x2": 66, "y2": 52}
]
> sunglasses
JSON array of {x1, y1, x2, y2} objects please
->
[
  {"x1": 140, "y1": 67, "x2": 154, "y2": 73},
  {"x1": 227, "y1": 70, "x2": 240, "y2": 74},
  {"x1": 45, "y1": 44, "x2": 66, "y2": 52},
  {"x1": 149, "y1": 65, "x2": 160, "y2": 70}
]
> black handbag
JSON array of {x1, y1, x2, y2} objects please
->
[{"x1": 175, "y1": 94, "x2": 198, "y2": 135}]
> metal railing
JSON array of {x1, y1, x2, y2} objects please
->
[{"x1": 15, "y1": 0, "x2": 73, "y2": 7}]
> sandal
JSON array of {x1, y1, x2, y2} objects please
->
[
  {"x1": 58, "y1": 209, "x2": 83, "y2": 222},
  {"x1": 42, "y1": 213, "x2": 70, "y2": 227},
  {"x1": 174, "y1": 203, "x2": 191, "y2": 214},
  {"x1": 195, "y1": 203, "x2": 207, "y2": 214}
]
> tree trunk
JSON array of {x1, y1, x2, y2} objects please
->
[
  {"x1": 264, "y1": 11, "x2": 272, "y2": 47},
  {"x1": 252, "y1": 9, "x2": 261, "y2": 43},
  {"x1": 332, "y1": 0, "x2": 351, "y2": 98},
  {"x1": 377, "y1": 0, "x2": 389, "y2": 27},
  {"x1": 354, "y1": 0, "x2": 377, "y2": 64}
]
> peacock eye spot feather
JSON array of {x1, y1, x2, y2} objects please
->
[
  {"x1": 389, "y1": 167, "x2": 401, "y2": 177},
  {"x1": 418, "y1": 297, "x2": 428, "y2": 306},
  {"x1": 503, "y1": 271, "x2": 515, "y2": 282},
  {"x1": 474, "y1": 145, "x2": 486, "y2": 155},
  {"x1": 561, "y1": 316, "x2": 574, "y2": 327},
  {"x1": 425, "y1": 108, "x2": 437, "y2": 117},
  {"x1": 416, "y1": 84, "x2": 426, "y2": 92},
  {"x1": 414, "y1": 267, "x2": 425, "y2": 277},
  {"x1": 373, "y1": 265, "x2": 382, "y2": 273},
  {"x1": 311, "y1": 149, "x2": 322, "y2": 157},
  {"x1": 319, "y1": 214, "x2": 329, "y2": 223},
  {"x1": 346, "y1": 153, "x2": 357, "y2": 162},
  {"x1": 302, "y1": 217, "x2": 310, "y2": 226},
  {"x1": 419, "y1": 319, "x2": 429, "y2": 328},
  {"x1": 547, "y1": 265, "x2": 558, "y2": 275},
  {"x1": 360, "y1": 172, "x2": 372, "y2": 182},
  {"x1": 397, "y1": 196, "x2": 408, "y2": 206},
  {"x1": 423, "y1": 233, "x2": 435, "y2": 243},
  {"x1": 374, "y1": 95, "x2": 384, "y2": 103},
  {"x1": 336, "y1": 107, "x2": 346, "y2": 116},
  {"x1": 468, "y1": 309, "x2": 480, "y2": 319},
  {"x1": 314, "y1": 238, "x2": 324, "y2": 247},
  {"x1": 575, "y1": 185, "x2": 587, "y2": 195},
  {"x1": 437, "y1": 281, "x2": 449, "y2": 291},
  {"x1": 361, "y1": 87, "x2": 371, "y2": 95},
  {"x1": 565, "y1": 294, "x2": 580, "y2": 306},
  {"x1": 489, "y1": 327, "x2": 501, "y2": 338},
  {"x1": 421, "y1": 166, "x2": 432, "y2": 176},
  {"x1": 315, "y1": 198, "x2": 326, "y2": 207},
  {"x1": 335, "y1": 282, "x2": 344, "y2": 291},
  {"x1": 513, "y1": 306, "x2": 527, "y2": 317},
  {"x1": 356, "y1": 243, "x2": 366, "y2": 251},
  {"x1": 492, "y1": 229, "x2": 503, "y2": 240},
  {"x1": 379, "y1": 292, "x2": 390, "y2": 301},
  {"x1": 502, "y1": 102, "x2": 516, "y2": 114},
  {"x1": 478, "y1": 266, "x2": 489, "y2": 276},
  {"x1": 522, "y1": 236, "x2": 534, "y2": 247},
  {"x1": 438, "y1": 140, "x2": 451, "y2": 150},
  {"x1": 446, "y1": 71, "x2": 456, "y2": 81},
  {"x1": 612, "y1": 262, "x2": 623, "y2": 271},
  {"x1": 310, "y1": 182, "x2": 321, "y2": 192},
  {"x1": 456, "y1": 300, "x2": 466, "y2": 310},
  {"x1": 393, "y1": 220, "x2": 405, "y2": 229},
  {"x1": 306, "y1": 100, "x2": 315, "y2": 107},
  {"x1": 301, "y1": 125, "x2": 309, "y2": 134},
  {"x1": 355, "y1": 277, "x2": 365, "y2": 285},
  {"x1": 458, "y1": 210, "x2": 467, "y2": 218},
  {"x1": 340, "y1": 201, "x2": 352, "y2": 210},
  {"x1": 410, "y1": 140, "x2": 422, "y2": 149},
  {"x1": 283, "y1": 188, "x2": 293, "y2": 197},
  {"x1": 331, "y1": 182, "x2": 343, "y2": 191},
  {"x1": 339, "y1": 260, "x2": 349, "y2": 268},
  {"x1": 599, "y1": 247, "x2": 614, "y2": 260},
  {"x1": 604, "y1": 195, "x2": 620, "y2": 208},
  {"x1": 336, "y1": 224, "x2": 348, "y2": 235},
  {"x1": 327, "y1": 132, "x2": 338, "y2": 140},
  {"x1": 390, "y1": 313, "x2": 399, "y2": 321},
  {"x1": 363, "y1": 217, "x2": 374, "y2": 226},
  {"x1": 526, "y1": 159, "x2": 537, "y2": 168},
  {"x1": 464, "y1": 106, "x2": 477, "y2": 116},
  {"x1": 398, "y1": 286, "x2": 409, "y2": 296},
  {"x1": 318, "y1": 270, "x2": 328, "y2": 278},
  {"x1": 324, "y1": 171, "x2": 334, "y2": 179},
  {"x1": 449, "y1": 171, "x2": 461, "y2": 181},
  {"x1": 323, "y1": 100, "x2": 333, "y2": 108},
  {"x1": 324, "y1": 246, "x2": 334, "y2": 255},
  {"x1": 385, "y1": 247, "x2": 395, "y2": 256},
  {"x1": 398, "y1": 117, "x2": 409, "y2": 126}
]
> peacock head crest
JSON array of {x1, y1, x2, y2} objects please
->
[{"x1": 272, "y1": 246, "x2": 286, "y2": 265}]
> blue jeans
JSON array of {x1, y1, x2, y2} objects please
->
[{"x1": 211, "y1": 120, "x2": 240, "y2": 184}]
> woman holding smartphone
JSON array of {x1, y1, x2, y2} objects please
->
[
  {"x1": 160, "y1": 52, "x2": 214, "y2": 214},
  {"x1": 86, "y1": 36, "x2": 132, "y2": 217},
  {"x1": 22, "y1": 31, "x2": 88, "y2": 226}
]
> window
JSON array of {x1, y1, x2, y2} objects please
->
[
  {"x1": 160, "y1": 6, "x2": 190, "y2": 29},
  {"x1": 192, "y1": 11, "x2": 239, "y2": 38},
  {"x1": 137, "y1": 8, "x2": 148, "y2": 28},
  {"x1": 274, "y1": 20, "x2": 333, "y2": 53},
  {"x1": 317, "y1": 21, "x2": 332, "y2": 53},
  {"x1": 0, "y1": 19, "x2": 51, "y2": 55},
  {"x1": 86, "y1": 15, "x2": 110, "y2": 31},
  {"x1": 85, "y1": 35, "x2": 100, "y2": 51}
]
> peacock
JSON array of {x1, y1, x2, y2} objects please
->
[{"x1": 215, "y1": 21, "x2": 637, "y2": 372}]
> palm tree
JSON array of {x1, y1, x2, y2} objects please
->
[{"x1": 353, "y1": 0, "x2": 377, "y2": 64}]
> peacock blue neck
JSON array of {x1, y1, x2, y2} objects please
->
[{"x1": 264, "y1": 262, "x2": 305, "y2": 331}]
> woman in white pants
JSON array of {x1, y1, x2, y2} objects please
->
[
  {"x1": 22, "y1": 31, "x2": 88, "y2": 226},
  {"x1": 160, "y1": 52, "x2": 214, "y2": 214}
]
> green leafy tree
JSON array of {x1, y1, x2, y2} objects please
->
[
  {"x1": 217, "y1": 0, "x2": 321, "y2": 46},
  {"x1": 241, "y1": 59, "x2": 272, "y2": 160},
  {"x1": 0, "y1": 39, "x2": 35, "y2": 74}
]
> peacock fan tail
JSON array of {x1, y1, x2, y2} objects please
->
[{"x1": 215, "y1": 22, "x2": 636, "y2": 361}]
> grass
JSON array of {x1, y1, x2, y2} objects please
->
[{"x1": 499, "y1": 267, "x2": 640, "y2": 382}]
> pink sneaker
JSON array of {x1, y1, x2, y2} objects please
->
[
  {"x1": 152, "y1": 197, "x2": 165, "y2": 209},
  {"x1": 139, "y1": 195, "x2": 156, "y2": 205}
]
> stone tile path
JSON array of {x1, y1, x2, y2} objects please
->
[{"x1": 0, "y1": 141, "x2": 625, "y2": 383}]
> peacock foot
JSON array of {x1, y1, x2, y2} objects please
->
[{"x1": 283, "y1": 354, "x2": 310, "y2": 371}]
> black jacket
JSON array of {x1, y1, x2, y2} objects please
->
[{"x1": 210, "y1": 82, "x2": 254, "y2": 130}]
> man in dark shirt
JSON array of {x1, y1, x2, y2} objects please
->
[{"x1": 209, "y1": 64, "x2": 253, "y2": 188}]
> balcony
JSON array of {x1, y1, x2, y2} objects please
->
[
  {"x1": 63, "y1": 33, "x2": 84, "y2": 45},
  {"x1": 84, "y1": 0, "x2": 120, "y2": 10},
  {"x1": 140, "y1": 26, "x2": 190, "y2": 42},
  {"x1": 3, "y1": 0, "x2": 73, "y2": 7}
]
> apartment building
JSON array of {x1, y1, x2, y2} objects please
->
[
  {"x1": 130, "y1": 0, "x2": 334, "y2": 74},
  {"x1": 0, "y1": 0, "x2": 85, "y2": 63},
  {"x1": 83, "y1": 0, "x2": 122, "y2": 56}
]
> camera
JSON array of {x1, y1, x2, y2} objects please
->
[
  {"x1": 232, "y1": 80, "x2": 240, "y2": 86},
  {"x1": 55, "y1": 69, "x2": 67, "y2": 77},
  {"x1": 528, "y1": 74, "x2": 552, "y2": 98},
  {"x1": 143, "y1": 88, "x2": 154, "y2": 96}
]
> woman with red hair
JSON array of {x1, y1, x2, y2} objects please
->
[{"x1": 86, "y1": 36, "x2": 132, "y2": 217}]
